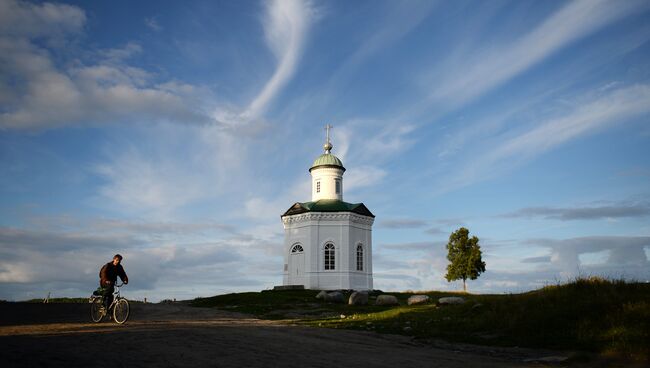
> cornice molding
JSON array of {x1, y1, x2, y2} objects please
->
[{"x1": 282, "y1": 212, "x2": 375, "y2": 226}]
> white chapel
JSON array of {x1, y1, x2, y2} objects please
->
[{"x1": 281, "y1": 126, "x2": 374, "y2": 290}]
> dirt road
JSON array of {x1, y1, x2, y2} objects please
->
[{"x1": 0, "y1": 302, "x2": 623, "y2": 367}]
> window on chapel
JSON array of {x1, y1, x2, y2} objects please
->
[
  {"x1": 324, "y1": 243, "x2": 335, "y2": 270},
  {"x1": 356, "y1": 244, "x2": 363, "y2": 271},
  {"x1": 335, "y1": 179, "x2": 341, "y2": 194},
  {"x1": 291, "y1": 244, "x2": 304, "y2": 253},
  {"x1": 316, "y1": 181, "x2": 321, "y2": 193}
]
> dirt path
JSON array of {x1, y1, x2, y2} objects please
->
[{"x1": 0, "y1": 303, "x2": 624, "y2": 368}]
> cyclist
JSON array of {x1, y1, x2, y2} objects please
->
[{"x1": 99, "y1": 254, "x2": 129, "y2": 310}]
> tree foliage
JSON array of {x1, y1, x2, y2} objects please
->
[{"x1": 444, "y1": 227, "x2": 486, "y2": 291}]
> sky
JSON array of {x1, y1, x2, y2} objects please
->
[{"x1": 1, "y1": 0, "x2": 649, "y2": 302}]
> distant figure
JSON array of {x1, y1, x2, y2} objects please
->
[{"x1": 99, "y1": 254, "x2": 129, "y2": 309}]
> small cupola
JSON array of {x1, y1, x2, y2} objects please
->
[{"x1": 310, "y1": 125, "x2": 345, "y2": 201}]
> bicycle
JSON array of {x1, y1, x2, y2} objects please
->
[{"x1": 89, "y1": 283, "x2": 130, "y2": 324}]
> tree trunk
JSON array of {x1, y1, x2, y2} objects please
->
[{"x1": 463, "y1": 278, "x2": 466, "y2": 292}]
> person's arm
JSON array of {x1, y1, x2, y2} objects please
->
[{"x1": 119, "y1": 266, "x2": 128, "y2": 284}]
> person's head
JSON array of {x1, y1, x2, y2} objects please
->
[{"x1": 112, "y1": 254, "x2": 123, "y2": 266}]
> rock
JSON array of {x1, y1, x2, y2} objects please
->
[
  {"x1": 324, "y1": 291, "x2": 345, "y2": 303},
  {"x1": 471, "y1": 303, "x2": 483, "y2": 310},
  {"x1": 375, "y1": 294, "x2": 399, "y2": 306},
  {"x1": 407, "y1": 295, "x2": 430, "y2": 305},
  {"x1": 438, "y1": 297, "x2": 465, "y2": 305},
  {"x1": 403, "y1": 326, "x2": 412, "y2": 332},
  {"x1": 315, "y1": 290, "x2": 328, "y2": 299},
  {"x1": 349, "y1": 291, "x2": 369, "y2": 305},
  {"x1": 340, "y1": 314, "x2": 346, "y2": 319}
]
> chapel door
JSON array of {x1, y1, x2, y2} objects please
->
[{"x1": 289, "y1": 248, "x2": 305, "y2": 285}]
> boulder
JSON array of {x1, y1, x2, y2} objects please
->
[
  {"x1": 438, "y1": 296, "x2": 465, "y2": 305},
  {"x1": 315, "y1": 290, "x2": 328, "y2": 299},
  {"x1": 375, "y1": 294, "x2": 399, "y2": 306},
  {"x1": 407, "y1": 295, "x2": 430, "y2": 305},
  {"x1": 348, "y1": 291, "x2": 369, "y2": 305},
  {"x1": 324, "y1": 291, "x2": 345, "y2": 303}
]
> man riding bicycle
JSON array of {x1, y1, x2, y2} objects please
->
[{"x1": 99, "y1": 254, "x2": 129, "y2": 309}]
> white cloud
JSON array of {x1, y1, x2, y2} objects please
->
[
  {"x1": 0, "y1": 0, "x2": 217, "y2": 130},
  {"x1": 94, "y1": 123, "x2": 257, "y2": 217},
  {"x1": 245, "y1": 0, "x2": 316, "y2": 118},
  {"x1": 144, "y1": 16, "x2": 162, "y2": 32},
  {"x1": 443, "y1": 84, "x2": 650, "y2": 191},
  {"x1": 0, "y1": 216, "x2": 282, "y2": 301},
  {"x1": 493, "y1": 85, "x2": 650, "y2": 161},
  {"x1": 344, "y1": 166, "x2": 387, "y2": 193},
  {"x1": 428, "y1": 0, "x2": 649, "y2": 108},
  {"x1": 96, "y1": 147, "x2": 207, "y2": 216},
  {"x1": 0, "y1": 0, "x2": 85, "y2": 38},
  {"x1": 526, "y1": 236, "x2": 650, "y2": 280}
]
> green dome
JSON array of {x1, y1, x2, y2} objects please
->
[{"x1": 310, "y1": 153, "x2": 345, "y2": 172}]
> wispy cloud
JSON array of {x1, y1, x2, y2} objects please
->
[
  {"x1": 309, "y1": 0, "x2": 437, "y2": 111},
  {"x1": 443, "y1": 84, "x2": 650, "y2": 191},
  {"x1": 94, "y1": 122, "x2": 258, "y2": 217},
  {"x1": 379, "y1": 218, "x2": 428, "y2": 229},
  {"x1": 144, "y1": 16, "x2": 162, "y2": 32},
  {"x1": 503, "y1": 201, "x2": 650, "y2": 221},
  {"x1": 428, "y1": 0, "x2": 650, "y2": 109},
  {"x1": 425, "y1": 227, "x2": 446, "y2": 235},
  {"x1": 379, "y1": 241, "x2": 432, "y2": 251},
  {"x1": 245, "y1": 0, "x2": 316, "y2": 118},
  {"x1": 521, "y1": 255, "x2": 552, "y2": 264}
]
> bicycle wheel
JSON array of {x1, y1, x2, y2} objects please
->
[
  {"x1": 90, "y1": 298, "x2": 105, "y2": 323},
  {"x1": 113, "y1": 298, "x2": 130, "y2": 324}
]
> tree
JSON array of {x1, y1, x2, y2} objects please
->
[{"x1": 444, "y1": 227, "x2": 486, "y2": 292}]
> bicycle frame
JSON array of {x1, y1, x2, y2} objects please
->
[{"x1": 107, "y1": 283, "x2": 125, "y2": 309}]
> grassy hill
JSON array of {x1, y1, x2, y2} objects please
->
[
  {"x1": 23, "y1": 297, "x2": 89, "y2": 303},
  {"x1": 192, "y1": 277, "x2": 649, "y2": 361}
]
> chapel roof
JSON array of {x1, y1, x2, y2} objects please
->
[{"x1": 281, "y1": 199, "x2": 375, "y2": 218}]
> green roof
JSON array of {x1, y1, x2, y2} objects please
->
[
  {"x1": 282, "y1": 199, "x2": 374, "y2": 218},
  {"x1": 310, "y1": 154, "x2": 345, "y2": 172}
]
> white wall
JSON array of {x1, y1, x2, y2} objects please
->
[
  {"x1": 310, "y1": 167, "x2": 344, "y2": 201},
  {"x1": 282, "y1": 212, "x2": 373, "y2": 290}
]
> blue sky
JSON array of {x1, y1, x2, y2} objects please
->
[{"x1": 1, "y1": 0, "x2": 649, "y2": 301}]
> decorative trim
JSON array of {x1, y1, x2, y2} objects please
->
[{"x1": 282, "y1": 212, "x2": 375, "y2": 226}]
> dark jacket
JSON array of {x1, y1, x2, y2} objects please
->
[{"x1": 100, "y1": 262, "x2": 128, "y2": 286}]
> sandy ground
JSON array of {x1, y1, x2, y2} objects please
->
[{"x1": 0, "y1": 302, "x2": 634, "y2": 368}]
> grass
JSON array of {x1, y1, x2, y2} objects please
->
[
  {"x1": 191, "y1": 277, "x2": 649, "y2": 361},
  {"x1": 24, "y1": 297, "x2": 89, "y2": 303}
]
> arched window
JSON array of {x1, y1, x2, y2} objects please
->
[
  {"x1": 335, "y1": 179, "x2": 341, "y2": 194},
  {"x1": 291, "y1": 244, "x2": 304, "y2": 253},
  {"x1": 324, "y1": 243, "x2": 335, "y2": 270},
  {"x1": 356, "y1": 244, "x2": 363, "y2": 271}
]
